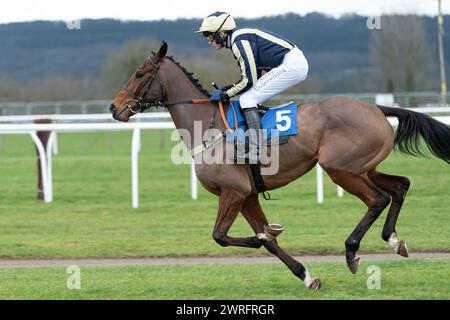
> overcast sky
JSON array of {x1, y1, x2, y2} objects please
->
[{"x1": 1, "y1": 0, "x2": 449, "y2": 24}]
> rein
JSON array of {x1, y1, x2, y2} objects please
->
[
  {"x1": 117, "y1": 56, "x2": 238, "y2": 133},
  {"x1": 161, "y1": 99, "x2": 237, "y2": 133}
]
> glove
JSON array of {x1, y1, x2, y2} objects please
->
[
  {"x1": 220, "y1": 84, "x2": 233, "y2": 91},
  {"x1": 210, "y1": 88, "x2": 229, "y2": 102}
]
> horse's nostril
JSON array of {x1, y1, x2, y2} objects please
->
[{"x1": 109, "y1": 104, "x2": 116, "y2": 113}]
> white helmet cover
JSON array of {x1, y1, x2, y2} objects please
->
[{"x1": 196, "y1": 12, "x2": 236, "y2": 33}]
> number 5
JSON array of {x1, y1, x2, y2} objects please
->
[{"x1": 276, "y1": 110, "x2": 291, "y2": 131}]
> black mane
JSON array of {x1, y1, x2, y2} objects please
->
[{"x1": 165, "y1": 56, "x2": 210, "y2": 97}]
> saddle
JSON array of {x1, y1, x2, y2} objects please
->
[
  {"x1": 256, "y1": 105, "x2": 288, "y2": 146},
  {"x1": 225, "y1": 100, "x2": 299, "y2": 196},
  {"x1": 226, "y1": 100, "x2": 299, "y2": 146}
]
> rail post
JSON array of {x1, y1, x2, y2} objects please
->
[{"x1": 33, "y1": 119, "x2": 52, "y2": 200}]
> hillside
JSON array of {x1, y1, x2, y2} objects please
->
[{"x1": 0, "y1": 13, "x2": 448, "y2": 94}]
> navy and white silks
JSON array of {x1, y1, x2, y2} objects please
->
[{"x1": 224, "y1": 27, "x2": 309, "y2": 109}]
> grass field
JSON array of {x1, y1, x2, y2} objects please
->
[
  {"x1": 0, "y1": 130, "x2": 449, "y2": 299},
  {"x1": 0, "y1": 130, "x2": 449, "y2": 258},
  {"x1": 0, "y1": 259, "x2": 448, "y2": 299}
]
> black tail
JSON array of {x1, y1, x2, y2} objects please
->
[{"x1": 377, "y1": 105, "x2": 450, "y2": 164}]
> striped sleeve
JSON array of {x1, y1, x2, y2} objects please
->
[{"x1": 226, "y1": 40, "x2": 258, "y2": 97}]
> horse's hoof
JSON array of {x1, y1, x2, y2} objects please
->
[
  {"x1": 264, "y1": 224, "x2": 284, "y2": 238},
  {"x1": 347, "y1": 256, "x2": 360, "y2": 274},
  {"x1": 397, "y1": 240, "x2": 409, "y2": 257},
  {"x1": 308, "y1": 278, "x2": 322, "y2": 290}
]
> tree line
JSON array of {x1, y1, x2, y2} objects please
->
[{"x1": 0, "y1": 15, "x2": 442, "y2": 102}]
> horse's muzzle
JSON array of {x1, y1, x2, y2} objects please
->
[{"x1": 109, "y1": 103, "x2": 119, "y2": 120}]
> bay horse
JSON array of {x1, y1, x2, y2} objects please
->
[{"x1": 110, "y1": 41, "x2": 450, "y2": 290}]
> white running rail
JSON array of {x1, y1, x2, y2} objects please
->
[{"x1": 1, "y1": 113, "x2": 449, "y2": 206}]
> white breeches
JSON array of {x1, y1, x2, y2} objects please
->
[{"x1": 239, "y1": 46, "x2": 309, "y2": 109}]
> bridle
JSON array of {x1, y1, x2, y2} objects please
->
[
  {"x1": 116, "y1": 56, "x2": 164, "y2": 118},
  {"x1": 115, "y1": 56, "x2": 238, "y2": 133},
  {"x1": 117, "y1": 56, "x2": 214, "y2": 116}
]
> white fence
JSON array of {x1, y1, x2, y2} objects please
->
[
  {"x1": 1, "y1": 108, "x2": 449, "y2": 207},
  {"x1": 1, "y1": 92, "x2": 450, "y2": 115},
  {"x1": 0, "y1": 112, "x2": 172, "y2": 123},
  {"x1": 0, "y1": 121, "x2": 181, "y2": 208},
  {"x1": 0, "y1": 113, "x2": 342, "y2": 206}
]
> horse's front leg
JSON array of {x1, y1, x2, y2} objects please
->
[
  {"x1": 241, "y1": 195, "x2": 321, "y2": 290},
  {"x1": 212, "y1": 189, "x2": 262, "y2": 248}
]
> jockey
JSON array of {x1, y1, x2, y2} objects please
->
[{"x1": 197, "y1": 11, "x2": 309, "y2": 164}]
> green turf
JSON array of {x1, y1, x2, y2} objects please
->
[
  {"x1": 0, "y1": 259, "x2": 448, "y2": 299},
  {"x1": 0, "y1": 131, "x2": 449, "y2": 258}
]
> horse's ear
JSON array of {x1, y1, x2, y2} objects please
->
[{"x1": 155, "y1": 41, "x2": 168, "y2": 62}]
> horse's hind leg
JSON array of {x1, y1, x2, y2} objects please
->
[
  {"x1": 241, "y1": 196, "x2": 321, "y2": 290},
  {"x1": 368, "y1": 170, "x2": 410, "y2": 257},
  {"x1": 323, "y1": 167, "x2": 390, "y2": 274}
]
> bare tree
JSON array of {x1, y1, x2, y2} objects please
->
[
  {"x1": 102, "y1": 38, "x2": 317, "y2": 100},
  {"x1": 102, "y1": 39, "x2": 162, "y2": 97},
  {"x1": 0, "y1": 77, "x2": 22, "y2": 101},
  {"x1": 102, "y1": 39, "x2": 241, "y2": 97},
  {"x1": 0, "y1": 75, "x2": 101, "y2": 102},
  {"x1": 371, "y1": 15, "x2": 437, "y2": 92}
]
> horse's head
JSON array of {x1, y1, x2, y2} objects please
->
[{"x1": 110, "y1": 41, "x2": 168, "y2": 122}]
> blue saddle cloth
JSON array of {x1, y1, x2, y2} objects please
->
[{"x1": 226, "y1": 100, "x2": 298, "y2": 142}]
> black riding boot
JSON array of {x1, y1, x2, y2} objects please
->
[{"x1": 236, "y1": 107, "x2": 261, "y2": 164}]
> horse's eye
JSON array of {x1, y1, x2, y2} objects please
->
[{"x1": 136, "y1": 70, "x2": 144, "y2": 78}]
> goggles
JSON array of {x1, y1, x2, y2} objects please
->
[{"x1": 202, "y1": 31, "x2": 215, "y2": 41}]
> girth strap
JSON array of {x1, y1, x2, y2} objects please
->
[{"x1": 250, "y1": 164, "x2": 269, "y2": 199}]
